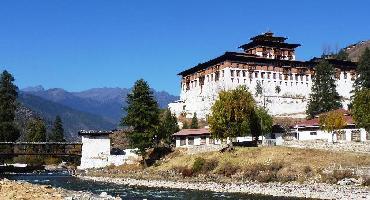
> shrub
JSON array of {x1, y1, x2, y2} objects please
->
[
  {"x1": 217, "y1": 162, "x2": 239, "y2": 177},
  {"x1": 256, "y1": 171, "x2": 275, "y2": 182},
  {"x1": 362, "y1": 176, "x2": 370, "y2": 186},
  {"x1": 276, "y1": 167, "x2": 297, "y2": 183},
  {"x1": 181, "y1": 168, "x2": 193, "y2": 177},
  {"x1": 202, "y1": 159, "x2": 218, "y2": 172},
  {"x1": 44, "y1": 157, "x2": 62, "y2": 165},
  {"x1": 321, "y1": 169, "x2": 354, "y2": 184},
  {"x1": 192, "y1": 157, "x2": 205, "y2": 173}
]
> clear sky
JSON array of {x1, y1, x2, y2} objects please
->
[{"x1": 0, "y1": 0, "x2": 369, "y2": 95}]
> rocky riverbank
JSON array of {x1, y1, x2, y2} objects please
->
[
  {"x1": 79, "y1": 175, "x2": 370, "y2": 200},
  {"x1": 0, "y1": 178, "x2": 121, "y2": 200}
]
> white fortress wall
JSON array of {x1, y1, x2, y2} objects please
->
[{"x1": 169, "y1": 67, "x2": 354, "y2": 119}]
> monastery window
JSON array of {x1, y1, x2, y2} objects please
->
[
  {"x1": 295, "y1": 74, "x2": 299, "y2": 81},
  {"x1": 280, "y1": 81, "x2": 282, "y2": 85},
  {"x1": 231, "y1": 78, "x2": 234, "y2": 83},
  {"x1": 290, "y1": 74, "x2": 293, "y2": 80},
  {"x1": 285, "y1": 82, "x2": 288, "y2": 86},
  {"x1": 211, "y1": 74, "x2": 214, "y2": 81},
  {"x1": 194, "y1": 80, "x2": 197, "y2": 87},
  {"x1": 207, "y1": 75, "x2": 209, "y2": 82},
  {"x1": 306, "y1": 83, "x2": 309, "y2": 87},
  {"x1": 273, "y1": 73, "x2": 276, "y2": 79},
  {"x1": 255, "y1": 72, "x2": 258, "y2": 78},
  {"x1": 242, "y1": 70, "x2": 246, "y2": 77},
  {"x1": 306, "y1": 75, "x2": 309, "y2": 81},
  {"x1": 215, "y1": 71, "x2": 220, "y2": 81},
  {"x1": 236, "y1": 70, "x2": 240, "y2": 77},
  {"x1": 279, "y1": 74, "x2": 282, "y2": 80},
  {"x1": 262, "y1": 80, "x2": 264, "y2": 84},
  {"x1": 344, "y1": 72, "x2": 347, "y2": 79},
  {"x1": 237, "y1": 79, "x2": 239, "y2": 83},
  {"x1": 261, "y1": 72, "x2": 265, "y2": 79},
  {"x1": 267, "y1": 72, "x2": 271, "y2": 79},
  {"x1": 291, "y1": 82, "x2": 293, "y2": 86},
  {"x1": 230, "y1": 70, "x2": 235, "y2": 77},
  {"x1": 222, "y1": 70, "x2": 225, "y2": 77},
  {"x1": 300, "y1": 75, "x2": 303, "y2": 81},
  {"x1": 244, "y1": 79, "x2": 246, "y2": 83}
]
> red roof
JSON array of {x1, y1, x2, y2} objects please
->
[
  {"x1": 173, "y1": 128, "x2": 210, "y2": 136},
  {"x1": 295, "y1": 109, "x2": 355, "y2": 127}
]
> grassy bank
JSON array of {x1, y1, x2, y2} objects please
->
[{"x1": 87, "y1": 146, "x2": 370, "y2": 185}]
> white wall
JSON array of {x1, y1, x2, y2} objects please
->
[{"x1": 169, "y1": 67, "x2": 354, "y2": 119}]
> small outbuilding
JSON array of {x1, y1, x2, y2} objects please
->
[
  {"x1": 173, "y1": 128, "x2": 212, "y2": 147},
  {"x1": 293, "y1": 109, "x2": 368, "y2": 142}
]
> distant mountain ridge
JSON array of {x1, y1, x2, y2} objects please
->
[
  {"x1": 18, "y1": 86, "x2": 179, "y2": 139},
  {"x1": 344, "y1": 40, "x2": 370, "y2": 62}
]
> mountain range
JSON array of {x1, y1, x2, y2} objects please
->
[{"x1": 18, "y1": 86, "x2": 178, "y2": 140}]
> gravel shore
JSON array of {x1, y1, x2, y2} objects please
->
[
  {"x1": 79, "y1": 175, "x2": 370, "y2": 200},
  {"x1": 0, "y1": 178, "x2": 121, "y2": 200}
]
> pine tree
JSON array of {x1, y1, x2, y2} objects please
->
[
  {"x1": 49, "y1": 115, "x2": 65, "y2": 142},
  {"x1": 157, "y1": 109, "x2": 179, "y2": 146},
  {"x1": 0, "y1": 70, "x2": 20, "y2": 142},
  {"x1": 121, "y1": 79, "x2": 160, "y2": 155},
  {"x1": 26, "y1": 118, "x2": 46, "y2": 142},
  {"x1": 306, "y1": 60, "x2": 342, "y2": 118},
  {"x1": 190, "y1": 112, "x2": 199, "y2": 129},
  {"x1": 354, "y1": 48, "x2": 370, "y2": 90}
]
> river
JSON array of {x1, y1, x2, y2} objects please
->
[{"x1": 1, "y1": 171, "x2": 307, "y2": 200}]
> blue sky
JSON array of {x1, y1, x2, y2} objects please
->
[{"x1": 0, "y1": 0, "x2": 369, "y2": 95}]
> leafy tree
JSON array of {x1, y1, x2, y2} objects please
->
[
  {"x1": 306, "y1": 60, "x2": 342, "y2": 118},
  {"x1": 121, "y1": 79, "x2": 160, "y2": 156},
  {"x1": 354, "y1": 48, "x2": 370, "y2": 90},
  {"x1": 0, "y1": 70, "x2": 20, "y2": 142},
  {"x1": 157, "y1": 109, "x2": 179, "y2": 146},
  {"x1": 255, "y1": 81, "x2": 263, "y2": 97},
  {"x1": 335, "y1": 49, "x2": 349, "y2": 60},
  {"x1": 49, "y1": 115, "x2": 65, "y2": 142},
  {"x1": 208, "y1": 86, "x2": 260, "y2": 140},
  {"x1": 352, "y1": 88, "x2": 370, "y2": 132},
  {"x1": 182, "y1": 121, "x2": 189, "y2": 129},
  {"x1": 275, "y1": 85, "x2": 281, "y2": 94},
  {"x1": 26, "y1": 118, "x2": 47, "y2": 142},
  {"x1": 319, "y1": 110, "x2": 346, "y2": 143},
  {"x1": 255, "y1": 107, "x2": 273, "y2": 136},
  {"x1": 190, "y1": 112, "x2": 199, "y2": 129}
]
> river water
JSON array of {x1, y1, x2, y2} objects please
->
[{"x1": 1, "y1": 171, "x2": 306, "y2": 200}]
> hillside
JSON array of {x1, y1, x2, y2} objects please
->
[
  {"x1": 18, "y1": 92, "x2": 116, "y2": 140},
  {"x1": 22, "y1": 86, "x2": 179, "y2": 125},
  {"x1": 344, "y1": 40, "x2": 370, "y2": 62}
]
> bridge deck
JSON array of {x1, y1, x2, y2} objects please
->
[{"x1": 0, "y1": 142, "x2": 82, "y2": 156}]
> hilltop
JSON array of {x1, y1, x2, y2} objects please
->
[{"x1": 344, "y1": 40, "x2": 370, "y2": 62}]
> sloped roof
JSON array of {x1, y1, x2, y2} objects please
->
[
  {"x1": 295, "y1": 109, "x2": 355, "y2": 127},
  {"x1": 173, "y1": 128, "x2": 210, "y2": 136}
]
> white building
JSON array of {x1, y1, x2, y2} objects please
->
[
  {"x1": 169, "y1": 32, "x2": 357, "y2": 119},
  {"x1": 77, "y1": 130, "x2": 139, "y2": 169},
  {"x1": 292, "y1": 109, "x2": 368, "y2": 142}
]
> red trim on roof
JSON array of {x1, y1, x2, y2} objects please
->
[{"x1": 173, "y1": 128, "x2": 210, "y2": 136}]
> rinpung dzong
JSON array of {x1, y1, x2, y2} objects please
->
[{"x1": 169, "y1": 32, "x2": 357, "y2": 119}]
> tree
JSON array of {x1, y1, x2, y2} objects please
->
[
  {"x1": 0, "y1": 70, "x2": 20, "y2": 142},
  {"x1": 335, "y1": 49, "x2": 349, "y2": 61},
  {"x1": 190, "y1": 112, "x2": 199, "y2": 129},
  {"x1": 182, "y1": 121, "x2": 189, "y2": 129},
  {"x1": 352, "y1": 88, "x2": 370, "y2": 132},
  {"x1": 157, "y1": 109, "x2": 179, "y2": 146},
  {"x1": 49, "y1": 115, "x2": 65, "y2": 142},
  {"x1": 319, "y1": 110, "x2": 346, "y2": 143},
  {"x1": 255, "y1": 107, "x2": 273, "y2": 136},
  {"x1": 275, "y1": 85, "x2": 281, "y2": 94},
  {"x1": 306, "y1": 60, "x2": 342, "y2": 118},
  {"x1": 121, "y1": 79, "x2": 160, "y2": 156},
  {"x1": 208, "y1": 86, "x2": 260, "y2": 141},
  {"x1": 26, "y1": 118, "x2": 47, "y2": 142},
  {"x1": 354, "y1": 48, "x2": 370, "y2": 90}
]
